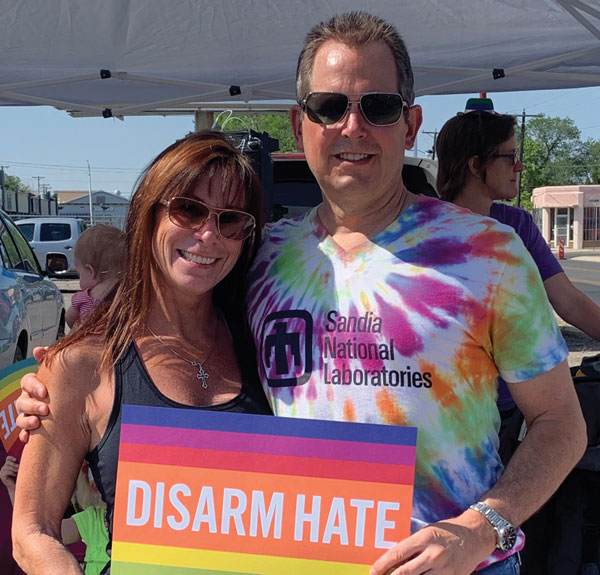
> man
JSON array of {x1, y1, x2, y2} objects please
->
[
  {"x1": 246, "y1": 11, "x2": 586, "y2": 575},
  {"x1": 17, "y1": 11, "x2": 585, "y2": 575}
]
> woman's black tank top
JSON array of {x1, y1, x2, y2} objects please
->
[{"x1": 87, "y1": 322, "x2": 272, "y2": 543}]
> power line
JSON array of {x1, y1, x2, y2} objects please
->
[
  {"x1": 533, "y1": 162, "x2": 600, "y2": 168},
  {"x1": 0, "y1": 159, "x2": 141, "y2": 173},
  {"x1": 508, "y1": 89, "x2": 578, "y2": 114},
  {"x1": 32, "y1": 176, "x2": 45, "y2": 196},
  {"x1": 422, "y1": 130, "x2": 438, "y2": 159}
]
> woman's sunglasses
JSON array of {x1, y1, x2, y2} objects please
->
[
  {"x1": 490, "y1": 152, "x2": 521, "y2": 166},
  {"x1": 300, "y1": 92, "x2": 408, "y2": 126},
  {"x1": 160, "y1": 197, "x2": 256, "y2": 241}
]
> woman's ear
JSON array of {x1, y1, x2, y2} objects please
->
[{"x1": 467, "y1": 156, "x2": 482, "y2": 180}]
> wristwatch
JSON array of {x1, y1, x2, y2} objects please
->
[{"x1": 469, "y1": 502, "x2": 517, "y2": 552}]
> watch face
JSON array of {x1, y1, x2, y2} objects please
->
[{"x1": 498, "y1": 525, "x2": 517, "y2": 551}]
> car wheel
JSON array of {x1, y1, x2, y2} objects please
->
[
  {"x1": 57, "y1": 312, "x2": 66, "y2": 340},
  {"x1": 13, "y1": 345, "x2": 24, "y2": 363}
]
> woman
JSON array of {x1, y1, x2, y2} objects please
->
[
  {"x1": 436, "y1": 110, "x2": 600, "y2": 349},
  {"x1": 436, "y1": 111, "x2": 600, "y2": 422},
  {"x1": 12, "y1": 131, "x2": 272, "y2": 575}
]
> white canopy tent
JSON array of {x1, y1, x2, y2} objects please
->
[{"x1": 1, "y1": 0, "x2": 600, "y2": 118}]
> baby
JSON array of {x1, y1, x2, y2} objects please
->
[{"x1": 66, "y1": 224, "x2": 126, "y2": 329}]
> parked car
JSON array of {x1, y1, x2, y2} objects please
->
[
  {"x1": 14, "y1": 217, "x2": 86, "y2": 277},
  {"x1": 0, "y1": 210, "x2": 65, "y2": 367}
]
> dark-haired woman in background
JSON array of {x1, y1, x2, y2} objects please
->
[{"x1": 436, "y1": 111, "x2": 600, "y2": 419}]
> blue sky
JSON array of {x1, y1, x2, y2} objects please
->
[{"x1": 2, "y1": 87, "x2": 599, "y2": 197}]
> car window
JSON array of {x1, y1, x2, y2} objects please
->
[
  {"x1": 0, "y1": 222, "x2": 24, "y2": 270},
  {"x1": 17, "y1": 222, "x2": 35, "y2": 242},
  {"x1": 3, "y1": 218, "x2": 42, "y2": 274},
  {"x1": 40, "y1": 223, "x2": 71, "y2": 242},
  {"x1": 0, "y1": 225, "x2": 14, "y2": 269}
]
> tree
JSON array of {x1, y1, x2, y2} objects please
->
[
  {"x1": 2, "y1": 174, "x2": 32, "y2": 195},
  {"x1": 519, "y1": 115, "x2": 591, "y2": 208},
  {"x1": 586, "y1": 140, "x2": 600, "y2": 185},
  {"x1": 214, "y1": 112, "x2": 297, "y2": 152}
]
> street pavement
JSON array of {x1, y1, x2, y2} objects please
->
[{"x1": 551, "y1": 248, "x2": 600, "y2": 366}]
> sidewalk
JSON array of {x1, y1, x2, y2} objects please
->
[{"x1": 551, "y1": 247, "x2": 600, "y2": 263}]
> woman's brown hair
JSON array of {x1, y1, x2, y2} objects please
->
[
  {"x1": 436, "y1": 111, "x2": 517, "y2": 202},
  {"x1": 48, "y1": 130, "x2": 264, "y2": 371}
]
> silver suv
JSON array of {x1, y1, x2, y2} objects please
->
[{"x1": 14, "y1": 217, "x2": 86, "y2": 277}]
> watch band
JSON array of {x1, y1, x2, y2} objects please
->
[{"x1": 469, "y1": 501, "x2": 517, "y2": 552}]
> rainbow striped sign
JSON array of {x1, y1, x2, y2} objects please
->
[
  {"x1": 0, "y1": 358, "x2": 37, "y2": 457},
  {"x1": 112, "y1": 405, "x2": 417, "y2": 575}
]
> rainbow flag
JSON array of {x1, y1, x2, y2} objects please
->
[
  {"x1": 112, "y1": 405, "x2": 417, "y2": 574},
  {"x1": 0, "y1": 358, "x2": 37, "y2": 457}
]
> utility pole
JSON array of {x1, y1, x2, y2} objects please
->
[
  {"x1": 517, "y1": 109, "x2": 543, "y2": 207},
  {"x1": 423, "y1": 130, "x2": 439, "y2": 160},
  {"x1": 32, "y1": 175, "x2": 45, "y2": 196},
  {"x1": 87, "y1": 161, "x2": 94, "y2": 225},
  {"x1": 0, "y1": 165, "x2": 8, "y2": 210}
]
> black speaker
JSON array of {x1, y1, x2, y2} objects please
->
[{"x1": 225, "y1": 130, "x2": 280, "y2": 221}]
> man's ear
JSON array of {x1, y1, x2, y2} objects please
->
[
  {"x1": 290, "y1": 105, "x2": 304, "y2": 151},
  {"x1": 404, "y1": 104, "x2": 423, "y2": 150}
]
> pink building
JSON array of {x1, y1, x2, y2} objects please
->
[{"x1": 532, "y1": 185, "x2": 600, "y2": 249}]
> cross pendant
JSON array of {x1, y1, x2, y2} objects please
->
[{"x1": 196, "y1": 364, "x2": 209, "y2": 389}]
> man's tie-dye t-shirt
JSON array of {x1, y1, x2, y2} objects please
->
[{"x1": 247, "y1": 195, "x2": 567, "y2": 533}]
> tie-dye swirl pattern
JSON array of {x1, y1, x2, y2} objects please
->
[{"x1": 247, "y1": 195, "x2": 567, "y2": 546}]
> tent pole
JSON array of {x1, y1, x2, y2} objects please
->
[{"x1": 194, "y1": 111, "x2": 214, "y2": 131}]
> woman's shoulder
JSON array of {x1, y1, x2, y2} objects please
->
[
  {"x1": 489, "y1": 202, "x2": 534, "y2": 224},
  {"x1": 40, "y1": 335, "x2": 106, "y2": 391}
]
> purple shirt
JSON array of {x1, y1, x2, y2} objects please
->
[{"x1": 490, "y1": 203, "x2": 563, "y2": 281}]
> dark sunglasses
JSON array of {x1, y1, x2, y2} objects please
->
[
  {"x1": 490, "y1": 152, "x2": 521, "y2": 166},
  {"x1": 300, "y1": 92, "x2": 408, "y2": 126},
  {"x1": 159, "y1": 197, "x2": 256, "y2": 241}
]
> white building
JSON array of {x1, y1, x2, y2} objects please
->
[{"x1": 57, "y1": 190, "x2": 130, "y2": 230}]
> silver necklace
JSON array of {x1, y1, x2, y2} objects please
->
[{"x1": 146, "y1": 321, "x2": 219, "y2": 389}]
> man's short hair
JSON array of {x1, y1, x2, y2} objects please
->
[
  {"x1": 296, "y1": 11, "x2": 415, "y2": 105},
  {"x1": 436, "y1": 111, "x2": 517, "y2": 202}
]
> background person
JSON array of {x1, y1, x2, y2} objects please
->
[
  {"x1": 436, "y1": 110, "x2": 600, "y2": 346},
  {"x1": 1, "y1": 457, "x2": 109, "y2": 575},
  {"x1": 436, "y1": 111, "x2": 600, "y2": 431},
  {"x1": 66, "y1": 224, "x2": 126, "y2": 329},
  {"x1": 11, "y1": 131, "x2": 272, "y2": 575}
]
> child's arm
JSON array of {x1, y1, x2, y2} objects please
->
[
  {"x1": 0, "y1": 455, "x2": 18, "y2": 504},
  {"x1": 61, "y1": 517, "x2": 82, "y2": 545},
  {"x1": 66, "y1": 290, "x2": 85, "y2": 329},
  {"x1": 65, "y1": 305, "x2": 80, "y2": 329}
]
